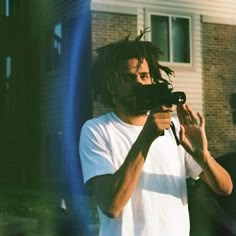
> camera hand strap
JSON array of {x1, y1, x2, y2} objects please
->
[{"x1": 170, "y1": 122, "x2": 180, "y2": 146}]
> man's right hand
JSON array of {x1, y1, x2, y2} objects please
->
[{"x1": 141, "y1": 105, "x2": 174, "y2": 143}]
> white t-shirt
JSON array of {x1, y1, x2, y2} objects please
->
[{"x1": 79, "y1": 112, "x2": 202, "y2": 236}]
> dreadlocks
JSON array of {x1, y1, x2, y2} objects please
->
[{"x1": 91, "y1": 28, "x2": 174, "y2": 108}]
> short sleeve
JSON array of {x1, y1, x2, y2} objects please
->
[
  {"x1": 79, "y1": 120, "x2": 116, "y2": 184},
  {"x1": 184, "y1": 152, "x2": 202, "y2": 179}
]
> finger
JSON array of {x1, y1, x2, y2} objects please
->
[
  {"x1": 177, "y1": 104, "x2": 193, "y2": 125},
  {"x1": 150, "y1": 105, "x2": 164, "y2": 114},
  {"x1": 177, "y1": 105, "x2": 186, "y2": 124},
  {"x1": 153, "y1": 112, "x2": 171, "y2": 119},
  {"x1": 179, "y1": 124, "x2": 185, "y2": 142},
  {"x1": 185, "y1": 105, "x2": 198, "y2": 125},
  {"x1": 185, "y1": 115, "x2": 193, "y2": 124},
  {"x1": 197, "y1": 112, "x2": 205, "y2": 128},
  {"x1": 153, "y1": 112, "x2": 172, "y2": 129}
]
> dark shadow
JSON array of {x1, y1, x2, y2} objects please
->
[{"x1": 189, "y1": 152, "x2": 236, "y2": 236}]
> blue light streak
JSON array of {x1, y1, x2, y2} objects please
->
[{"x1": 64, "y1": 2, "x2": 92, "y2": 233}]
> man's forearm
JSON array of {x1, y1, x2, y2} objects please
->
[
  {"x1": 91, "y1": 134, "x2": 153, "y2": 218},
  {"x1": 198, "y1": 152, "x2": 233, "y2": 196}
]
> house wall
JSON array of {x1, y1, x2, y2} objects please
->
[
  {"x1": 91, "y1": 0, "x2": 236, "y2": 19},
  {"x1": 28, "y1": 0, "x2": 92, "y2": 186},
  {"x1": 91, "y1": 1, "x2": 204, "y2": 112},
  {"x1": 91, "y1": 0, "x2": 236, "y2": 156},
  {"x1": 91, "y1": 10, "x2": 203, "y2": 115}
]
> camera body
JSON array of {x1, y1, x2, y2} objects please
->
[{"x1": 134, "y1": 83, "x2": 186, "y2": 111}]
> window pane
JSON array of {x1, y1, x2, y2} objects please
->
[
  {"x1": 6, "y1": 56, "x2": 11, "y2": 79},
  {"x1": 45, "y1": 22, "x2": 63, "y2": 72},
  {"x1": 172, "y1": 17, "x2": 190, "y2": 63},
  {"x1": 151, "y1": 15, "x2": 169, "y2": 61},
  {"x1": 54, "y1": 23, "x2": 62, "y2": 55}
]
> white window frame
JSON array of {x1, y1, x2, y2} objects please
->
[{"x1": 145, "y1": 9, "x2": 193, "y2": 67}]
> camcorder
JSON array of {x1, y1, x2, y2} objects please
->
[{"x1": 134, "y1": 83, "x2": 186, "y2": 111}]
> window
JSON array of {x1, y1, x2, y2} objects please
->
[
  {"x1": 45, "y1": 22, "x2": 63, "y2": 72},
  {"x1": 150, "y1": 14, "x2": 191, "y2": 64},
  {"x1": 6, "y1": 56, "x2": 11, "y2": 79},
  {"x1": 54, "y1": 23, "x2": 62, "y2": 56},
  {"x1": 4, "y1": 56, "x2": 13, "y2": 106},
  {"x1": 5, "y1": 0, "x2": 10, "y2": 16}
]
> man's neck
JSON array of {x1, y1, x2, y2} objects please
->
[{"x1": 115, "y1": 110, "x2": 148, "y2": 126}]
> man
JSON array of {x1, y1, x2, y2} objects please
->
[{"x1": 79, "y1": 30, "x2": 233, "y2": 236}]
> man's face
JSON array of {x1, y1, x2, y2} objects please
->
[{"x1": 113, "y1": 58, "x2": 152, "y2": 114}]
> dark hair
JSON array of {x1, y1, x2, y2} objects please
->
[{"x1": 91, "y1": 28, "x2": 174, "y2": 108}]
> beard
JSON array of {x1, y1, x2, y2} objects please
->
[{"x1": 113, "y1": 84, "x2": 149, "y2": 116}]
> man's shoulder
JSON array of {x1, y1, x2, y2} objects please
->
[{"x1": 82, "y1": 112, "x2": 114, "y2": 130}]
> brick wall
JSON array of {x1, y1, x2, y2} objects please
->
[
  {"x1": 91, "y1": 11, "x2": 137, "y2": 117},
  {"x1": 203, "y1": 23, "x2": 236, "y2": 157}
]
